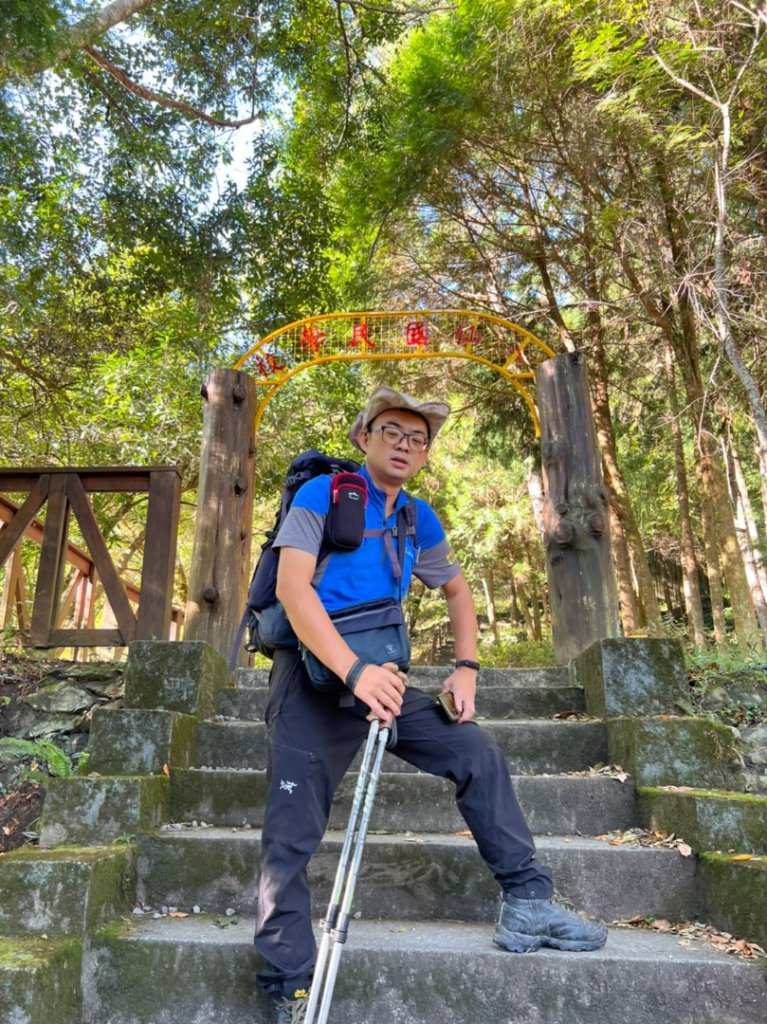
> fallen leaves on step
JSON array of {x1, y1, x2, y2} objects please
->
[
  {"x1": 595, "y1": 828, "x2": 693, "y2": 855},
  {"x1": 564, "y1": 763, "x2": 630, "y2": 782},
  {"x1": 615, "y1": 916, "x2": 766, "y2": 959}
]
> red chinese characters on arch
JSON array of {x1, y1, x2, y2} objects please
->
[
  {"x1": 455, "y1": 323, "x2": 483, "y2": 348},
  {"x1": 404, "y1": 320, "x2": 429, "y2": 348},
  {"x1": 300, "y1": 324, "x2": 327, "y2": 355},
  {"x1": 349, "y1": 323, "x2": 374, "y2": 350},
  {"x1": 254, "y1": 351, "x2": 286, "y2": 378}
]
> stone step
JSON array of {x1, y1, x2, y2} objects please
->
[
  {"x1": 137, "y1": 830, "x2": 700, "y2": 924},
  {"x1": 38, "y1": 775, "x2": 170, "y2": 848},
  {"x1": 0, "y1": 934, "x2": 82, "y2": 1024},
  {"x1": 195, "y1": 719, "x2": 606, "y2": 773},
  {"x1": 0, "y1": 845, "x2": 135, "y2": 937},
  {"x1": 86, "y1": 915, "x2": 765, "y2": 1024},
  {"x1": 170, "y1": 769, "x2": 636, "y2": 835},
  {"x1": 218, "y1": 681, "x2": 585, "y2": 722},
  {"x1": 235, "y1": 666, "x2": 572, "y2": 690}
]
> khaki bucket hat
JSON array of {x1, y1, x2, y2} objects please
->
[{"x1": 348, "y1": 386, "x2": 450, "y2": 452}]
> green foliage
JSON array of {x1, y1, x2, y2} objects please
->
[
  {"x1": 0, "y1": 736, "x2": 74, "y2": 781},
  {"x1": 477, "y1": 637, "x2": 555, "y2": 668},
  {"x1": 3, "y1": 0, "x2": 767, "y2": 657},
  {"x1": 686, "y1": 646, "x2": 767, "y2": 681},
  {"x1": 0, "y1": 0, "x2": 62, "y2": 78}
]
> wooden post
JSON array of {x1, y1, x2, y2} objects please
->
[
  {"x1": 535, "y1": 352, "x2": 621, "y2": 664},
  {"x1": 137, "y1": 469, "x2": 182, "y2": 640},
  {"x1": 184, "y1": 369, "x2": 256, "y2": 661}
]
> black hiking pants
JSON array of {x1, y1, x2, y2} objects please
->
[{"x1": 254, "y1": 649, "x2": 553, "y2": 992}]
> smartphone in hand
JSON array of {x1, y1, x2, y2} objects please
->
[{"x1": 436, "y1": 691, "x2": 460, "y2": 723}]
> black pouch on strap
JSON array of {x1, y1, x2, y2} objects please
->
[
  {"x1": 300, "y1": 597, "x2": 410, "y2": 693},
  {"x1": 325, "y1": 472, "x2": 368, "y2": 550}
]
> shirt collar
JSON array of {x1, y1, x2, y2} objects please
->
[{"x1": 360, "y1": 464, "x2": 409, "y2": 514}]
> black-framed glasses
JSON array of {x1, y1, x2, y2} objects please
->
[{"x1": 368, "y1": 424, "x2": 430, "y2": 452}]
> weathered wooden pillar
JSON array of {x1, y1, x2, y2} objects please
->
[
  {"x1": 535, "y1": 352, "x2": 621, "y2": 664},
  {"x1": 184, "y1": 369, "x2": 256, "y2": 660}
]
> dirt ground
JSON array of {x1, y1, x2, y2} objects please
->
[{"x1": 0, "y1": 650, "x2": 124, "y2": 850}]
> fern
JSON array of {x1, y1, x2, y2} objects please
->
[{"x1": 0, "y1": 737, "x2": 74, "y2": 778}]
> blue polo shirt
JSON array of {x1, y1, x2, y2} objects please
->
[{"x1": 273, "y1": 465, "x2": 460, "y2": 612}]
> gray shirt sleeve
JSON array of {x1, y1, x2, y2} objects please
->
[
  {"x1": 273, "y1": 506, "x2": 325, "y2": 557},
  {"x1": 414, "y1": 538, "x2": 462, "y2": 589}
]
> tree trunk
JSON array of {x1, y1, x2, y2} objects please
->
[
  {"x1": 655, "y1": 158, "x2": 759, "y2": 648},
  {"x1": 727, "y1": 434, "x2": 767, "y2": 641},
  {"x1": 758, "y1": 438, "x2": 767, "y2": 554},
  {"x1": 697, "y1": 459, "x2": 730, "y2": 648},
  {"x1": 516, "y1": 582, "x2": 537, "y2": 642},
  {"x1": 663, "y1": 340, "x2": 707, "y2": 647},
  {"x1": 529, "y1": 577, "x2": 543, "y2": 641},
  {"x1": 540, "y1": 580, "x2": 550, "y2": 633},
  {"x1": 26, "y1": 0, "x2": 157, "y2": 73},
  {"x1": 712, "y1": 111, "x2": 767, "y2": 531},
  {"x1": 185, "y1": 369, "x2": 256, "y2": 661},
  {"x1": 481, "y1": 570, "x2": 501, "y2": 644},
  {"x1": 536, "y1": 352, "x2": 621, "y2": 664},
  {"x1": 526, "y1": 467, "x2": 546, "y2": 536},
  {"x1": 608, "y1": 505, "x2": 641, "y2": 633},
  {"x1": 508, "y1": 576, "x2": 523, "y2": 627},
  {"x1": 584, "y1": 258, "x2": 661, "y2": 631},
  {"x1": 704, "y1": 437, "x2": 760, "y2": 647}
]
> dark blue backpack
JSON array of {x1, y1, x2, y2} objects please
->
[{"x1": 229, "y1": 450, "x2": 361, "y2": 668}]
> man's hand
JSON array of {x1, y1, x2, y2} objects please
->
[
  {"x1": 354, "y1": 663, "x2": 407, "y2": 722},
  {"x1": 441, "y1": 666, "x2": 477, "y2": 724}
]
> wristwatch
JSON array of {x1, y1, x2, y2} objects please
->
[{"x1": 455, "y1": 659, "x2": 480, "y2": 672}]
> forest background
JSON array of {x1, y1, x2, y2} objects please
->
[{"x1": 3, "y1": 0, "x2": 767, "y2": 670}]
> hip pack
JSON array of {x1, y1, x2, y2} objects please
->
[
  {"x1": 299, "y1": 597, "x2": 410, "y2": 693},
  {"x1": 229, "y1": 450, "x2": 416, "y2": 669}
]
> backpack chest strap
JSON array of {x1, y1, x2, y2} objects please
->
[{"x1": 362, "y1": 499, "x2": 417, "y2": 581}]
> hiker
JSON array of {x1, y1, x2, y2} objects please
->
[{"x1": 254, "y1": 386, "x2": 607, "y2": 1023}]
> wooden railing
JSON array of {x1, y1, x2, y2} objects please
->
[{"x1": 0, "y1": 468, "x2": 182, "y2": 648}]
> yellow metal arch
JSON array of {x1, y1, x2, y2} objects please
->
[{"x1": 233, "y1": 310, "x2": 555, "y2": 435}]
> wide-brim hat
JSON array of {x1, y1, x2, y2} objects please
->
[{"x1": 348, "y1": 386, "x2": 450, "y2": 452}]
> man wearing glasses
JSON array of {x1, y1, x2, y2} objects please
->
[{"x1": 255, "y1": 386, "x2": 607, "y2": 1023}]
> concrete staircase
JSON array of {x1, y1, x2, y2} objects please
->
[{"x1": 1, "y1": 641, "x2": 766, "y2": 1023}]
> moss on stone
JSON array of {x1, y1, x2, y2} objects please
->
[
  {"x1": 0, "y1": 934, "x2": 82, "y2": 1024},
  {"x1": 608, "y1": 716, "x2": 745, "y2": 790},
  {"x1": 124, "y1": 641, "x2": 230, "y2": 719},
  {"x1": 641, "y1": 786, "x2": 767, "y2": 805},
  {"x1": 0, "y1": 934, "x2": 80, "y2": 967},
  {"x1": 575, "y1": 638, "x2": 687, "y2": 718},
  {"x1": 699, "y1": 853, "x2": 767, "y2": 949},
  {"x1": 1, "y1": 843, "x2": 134, "y2": 864},
  {"x1": 84, "y1": 845, "x2": 137, "y2": 933},
  {"x1": 169, "y1": 768, "x2": 268, "y2": 823},
  {"x1": 0, "y1": 844, "x2": 137, "y2": 937},
  {"x1": 93, "y1": 916, "x2": 135, "y2": 944},
  {"x1": 88, "y1": 709, "x2": 199, "y2": 776},
  {"x1": 38, "y1": 776, "x2": 170, "y2": 848},
  {"x1": 639, "y1": 787, "x2": 767, "y2": 855}
]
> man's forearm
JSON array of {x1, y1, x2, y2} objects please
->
[
  {"x1": 276, "y1": 559, "x2": 406, "y2": 721},
  {"x1": 445, "y1": 576, "x2": 478, "y2": 661},
  {"x1": 277, "y1": 577, "x2": 358, "y2": 681}
]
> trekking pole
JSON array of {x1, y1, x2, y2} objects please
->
[{"x1": 304, "y1": 715, "x2": 391, "y2": 1024}]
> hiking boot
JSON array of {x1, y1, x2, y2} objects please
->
[
  {"x1": 494, "y1": 894, "x2": 608, "y2": 953},
  {"x1": 270, "y1": 987, "x2": 309, "y2": 1024}
]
